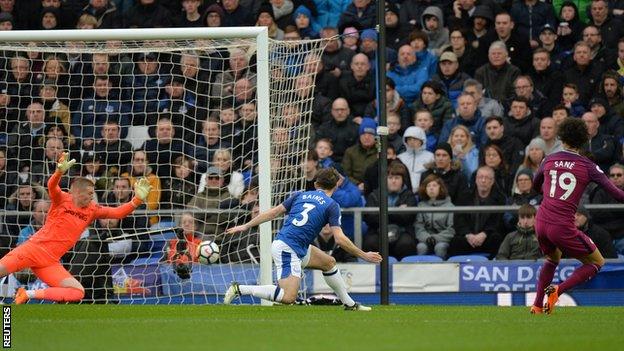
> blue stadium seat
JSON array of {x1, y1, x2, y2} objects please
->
[
  {"x1": 446, "y1": 255, "x2": 490, "y2": 262},
  {"x1": 132, "y1": 252, "x2": 164, "y2": 265},
  {"x1": 400, "y1": 255, "x2": 443, "y2": 263},
  {"x1": 150, "y1": 221, "x2": 176, "y2": 230}
]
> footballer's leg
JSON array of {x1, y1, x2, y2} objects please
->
[
  {"x1": 305, "y1": 246, "x2": 370, "y2": 311},
  {"x1": 19, "y1": 264, "x2": 85, "y2": 304},
  {"x1": 534, "y1": 249, "x2": 561, "y2": 314}
]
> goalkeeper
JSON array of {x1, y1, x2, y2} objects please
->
[{"x1": 0, "y1": 152, "x2": 152, "y2": 304}]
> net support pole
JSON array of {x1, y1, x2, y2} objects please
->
[
  {"x1": 255, "y1": 28, "x2": 274, "y2": 306},
  {"x1": 376, "y1": 4, "x2": 390, "y2": 305}
]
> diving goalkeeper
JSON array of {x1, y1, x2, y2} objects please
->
[{"x1": 0, "y1": 152, "x2": 152, "y2": 304}]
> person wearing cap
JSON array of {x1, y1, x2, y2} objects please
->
[
  {"x1": 338, "y1": 0, "x2": 376, "y2": 31},
  {"x1": 589, "y1": 163, "x2": 624, "y2": 255},
  {"x1": 510, "y1": 0, "x2": 557, "y2": 48},
  {"x1": 496, "y1": 204, "x2": 541, "y2": 260},
  {"x1": 588, "y1": 97, "x2": 624, "y2": 141},
  {"x1": 338, "y1": 53, "x2": 375, "y2": 120},
  {"x1": 187, "y1": 165, "x2": 234, "y2": 237},
  {"x1": 538, "y1": 24, "x2": 564, "y2": 59},
  {"x1": 384, "y1": 1, "x2": 404, "y2": 50},
  {"x1": 574, "y1": 204, "x2": 618, "y2": 259},
  {"x1": 397, "y1": 126, "x2": 434, "y2": 192},
  {"x1": 293, "y1": 5, "x2": 318, "y2": 39},
  {"x1": 341, "y1": 117, "x2": 378, "y2": 190},
  {"x1": 82, "y1": 0, "x2": 123, "y2": 29},
  {"x1": 431, "y1": 51, "x2": 471, "y2": 108},
  {"x1": 421, "y1": 142, "x2": 469, "y2": 204},
  {"x1": 420, "y1": 6, "x2": 449, "y2": 55},
  {"x1": 204, "y1": 3, "x2": 224, "y2": 27},
  {"x1": 0, "y1": 11, "x2": 13, "y2": 30},
  {"x1": 581, "y1": 111, "x2": 618, "y2": 173}
]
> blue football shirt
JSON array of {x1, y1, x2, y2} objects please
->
[{"x1": 275, "y1": 190, "x2": 342, "y2": 258}]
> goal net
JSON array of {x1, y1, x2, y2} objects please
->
[{"x1": 0, "y1": 28, "x2": 325, "y2": 304}]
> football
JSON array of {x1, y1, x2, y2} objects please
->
[{"x1": 196, "y1": 240, "x2": 220, "y2": 264}]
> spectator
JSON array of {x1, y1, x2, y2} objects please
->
[
  {"x1": 232, "y1": 102, "x2": 258, "y2": 171},
  {"x1": 599, "y1": 71, "x2": 624, "y2": 118},
  {"x1": 387, "y1": 44, "x2": 432, "y2": 105},
  {"x1": 198, "y1": 148, "x2": 245, "y2": 198},
  {"x1": 331, "y1": 173, "x2": 363, "y2": 240},
  {"x1": 505, "y1": 169, "x2": 542, "y2": 230},
  {"x1": 93, "y1": 119, "x2": 133, "y2": 172},
  {"x1": 122, "y1": 52, "x2": 165, "y2": 123},
  {"x1": 537, "y1": 24, "x2": 565, "y2": 67},
  {"x1": 203, "y1": 3, "x2": 224, "y2": 27},
  {"x1": 510, "y1": 0, "x2": 557, "y2": 48},
  {"x1": 385, "y1": 112, "x2": 405, "y2": 154},
  {"x1": 363, "y1": 78, "x2": 411, "y2": 132},
  {"x1": 589, "y1": 0, "x2": 624, "y2": 48},
  {"x1": 304, "y1": 149, "x2": 320, "y2": 191},
  {"x1": 414, "y1": 109, "x2": 437, "y2": 152},
  {"x1": 477, "y1": 144, "x2": 512, "y2": 195},
  {"x1": 255, "y1": 2, "x2": 284, "y2": 40},
  {"x1": 320, "y1": 26, "x2": 355, "y2": 80},
  {"x1": 0, "y1": 84, "x2": 19, "y2": 145},
  {"x1": 563, "y1": 41, "x2": 602, "y2": 106},
  {"x1": 589, "y1": 163, "x2": 624, "y2": 255},
  {"x1": 120, "y1": 150, "x2": 161, "y2": 221},
  {"x1": 338, "y1": 0, "x2": 376, "y2": 30},
  {"x1": 446, "y1": 28, "x2": 479, "y2": 77},
  {"x1": 210, "y1": 48, "x2": 256, "y2": 101},
  {"x1": 574, "y1": 205, "x2": 618, "y2": 259},
  {"x1": 561, "y1": 83, "x2": 585, "y2": 118},
  {"x1": 409, "y1": 29, "x2": 438, "y2": 75},
  {"x1": 530, "y1": 117, "x2": 563, "y2": 155},
  {"x1": 581, "y1": 111, "x2": 618, "y2": 173},
  {"x1": 398, "y1": 126, "x2": 434, "y2": 192},
  {"x1": 477, "y1": 12, "x2": 531, "y2": 73},
  {"x1": 304, "y1": 53, "x2": 339, "y2": 101},
  {"x1": 0, "y1": 149, "x2": 17, "y2": 209},
  {"x1": 462, "y1": 79, "x2": 504, "y2": 122},
  {"x1": 421, "y1": 6, "x2": 449, "y2": 55},
  {"x1": 125, "y1": 0, "x2": 173, "y2": 28},
  {"x1": 448, "y1": 124, "x2": 480, "y2": 180},
  {"x1": 530, "y1": 48, "x2": 564, "y2": 110},
  {"x1": 38, "y1": 83, "x2": 71, "y2": 138},
  {"x1": 314, "y1": 98, "x2": 359, "y2": 163},
  {"x1": 363, "y1": 162, "x2": 418, "y2": 260},
  {"x1": 160, "y1": 155, "x2": 197, "y2": 211},
  {"x1": 0, "y1": 11, "x2": 13, "y2": 30},
  {"x1": 39, "y1": 6, "x2": 61, "y2": 30},
  {"x1": 175, "y1": 0, "x2": 203, "y2": 27},
  {"x1": 78, "y1": 153, "x2": 110, "y2": 201},
  {"x1": 431, "y1": 52, "x2": 471, "y2": 108},
  {"x1": 338, "y1": 53, "x2": 375, "y2": 120},
  {"x1": 415, "y1": 174, "x2": 455, "y2": 259},
  {"x1": 589, "y1": 97, "x2": 624, "y2": 143},
  {"x1": 439, "y1": 93, "x2": 487, "y2": 148},
  {"x1": 342, "y1": 117, "x2": 378, "y2": 190},
  {"x1": 504, "y1": 96, "x2": 540, "y2": 146},
  {"x1": 159, "y1": 75, "x2": 199, "y2": 135},
  {"x1": 555, "y1": 1, "x2": 585, "y2": 51},
  {"x1": 221, "y1": 0, "x2": 253, "y2": 27},
  {"x1": 496, "y1": 204, "x2": 541, "y2": 260},
  {"x1": 4, "y1": 183, "x2": 42, "y2": 251},
  {"x1": 192, "y1": 118, "x2": 228, "y2": 173},
  {"x1": 421, "y1": 142, "x2": 469, "y2": 204},
  {"x1": 511, "y1": 75, "x2": 548, "y2": 119},
  {"x1": 76, "y1": 13, "x2": 98, "y2": 30},
  {"x1": 384, "y1": 2, "x2": 405, "y2": 50},
  {"x1": 512, "y1": 138, "x2": 546, "y2": 193},
  {"x1": 30, "y1": 137, "x2": 65, "y2": 187},
  {"x1": 143, "y1": 118, "x2": 186, "y2": 177},
  {"x1": 474, "y1": 41, "x2": 521, "y2": 103},
  {"x1": 314, "y1": 138, "x2": 345, "y2": 174},
  {"x1": 483, "y1": 115, "x2": 525, "y2": 173},
  {"x1": 448, "y1": 166, "x2": 506, "y2": 258},
  {"x1": 82, "y1": 0, "x2": 123, "y2": 29},
  {"x1": 413, "y1": 80, "x2": 454, "y2": 135},
  {"x1": 293, "y1": 5, "x2": 318, "y2": 39},
  {"x1": 612, "y1": 38, "x2": 624, "y2": 82},
  {"x1": 6, "y1": 56, "x2": 34, "y2": 109},
  {"x1": 363, "y1": 148, "x2": 404, "y2": 197},
  {"x1": 187, "y1": 166, "x2": 233, "y2": 240},
  {"x1": 8, "y1": 102, "x2": 47, "y2": 164},
  {"x1": 581, "y1": 24, "x2": 616, "y2": 75},
  {"x1": 17, "y1": 199, "x2": 49, "y2": 245},
  {"x1": 551, "y1": 104, "x2": 570, "y2": 127}
]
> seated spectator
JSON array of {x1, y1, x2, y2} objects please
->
[
  {"x1": 589, "y1": 97, "x2": 624, "y2": 143},
  {"x1": 475, "y1": 144, "x2": 512, "y2": 196},
  {"x1": 431, "y1": 52, "x2": 470, "y2": 108},
  {"x1": 314, "y1": 138, "x2": 344, "y2": 174},
  {"x1": 476, "y1": 12, "x2": 531, "y2": 73},
  {"x1": 414, "y1": 109, "x2": 437, "y2": 152},
  {"x1": 125, "y1": 0, "x2": 173, "y2": 28},
  {"x1": 574, "y1": 205, "x2": 617, "y2": 259},
  {"x1": 143, "y1": 118, "x2": 187, "y2": 177},
  {"x1": 363, "y1": 162, "x2": 418, "y2": 260},
  {"x1": 496, "y1": 204, "x2": 541, "y2": 260},
  {"x1": 551, "y1": 104, "x2": 570, "y2": 127},
  {"x1": 82, "y1": 0, "x2": 123, "y2": 29},
  {"x1": 120, "y1": 150, "x2": 161, "y2": 222},
  {"x1": 504, "y1": 96, "x2": 540, "y2": 147},
  {"x1": 561, "y1": 83, "x2": 586, "y2": 118},
  {"x1": 93, "y1": 119, "x2": 133, "y2": 173},
  {"x1": 319, "y1": 27, "x2": 355, "y2": 81},
  {"x1": 76, "y1": 13, "x2": 98, "y2": 30},
  {"x1": 408, "y1": 30, "x2": 438, "y2": 75},
  {"x1": 338, "y1": 53, "x2": 375, "y2": 120},
  {"x1": 582, "y1": 111, "x2": 618, "y2": 173},
  {"x1": 398, "y1": 126, "x2": 434, "y2": 192},
  {"x1": 387, "y1": 44, "x2": 431, "y2": 106},
  {"x1": 175, "y1": 0, "x2": 203, "y2": 27},
  {"x1": 588, "y1": 163, "x2": 624, "y2": 255},
  {"x1": 160, "y1": 155, "x2": 197, "y2": 212},
  {"x1": 421, "y1": 142, "x2": 469, "y2": 205},
  {"x1": 304, "y1": 149, "x2": 319, "y2": 191},
  {"x1": 17, "y1": 199, "x2": 49, "y2": 245},
  {"x1": 445, "y1": 28, "x2": 479, "y2": 77},
  {"x1": 412, "y1": 80, "x2": 453, "y2": 134},
  {"x1": 462, "y1": 79, "x2": 504, "y2": 124},
  {"x1": 421, "y1": 6, "x2": 449, "y2": 55},
  {"x1": 210, "y1": 48, "x2": 256, "y2": 101},
  {"x1": 8, "y1": 102, "x2": 47, "y2": 165},
  {"x1": 338, "y1": 0, "x2": 376, "y2": 30},
  {"x1": 122, "y1": 52, "x2": 165, "y2": 123},
  {"x1": 293, "y1": 5, "x2": 318, "y2": 39},
  {"x1": 383, "y1": 112, "x2": 405, "y2": 154},
  {"x1": 363, "y1": 78, "x2": 411, "y2": 133},
  {"x1": 331, "y1": 173, "x2": 363, "y2": 240},
  {"x1": 4, "y1": 183, "x2": 43, "y2": 251},
  {"x1": 474, "y1": 41, "x2": 521, "y2": 103},
  {"x1": 415, "y1": 175, "x2": 455, "y2": 259},
  {"x1": 341, "y1": 117, "x2": 378, "y2": 191},
  {"x1": 187, "y1": 166, "x2": 233, "y2": 241},
  {"x1": 530, "y1": 48, "x2": 564, "y2": 108},
  {"x1": 165, "y1": 212, "x2": 203, "y2": 263},
  {"x1": 563, "y1": 41, "x2": 602, "y2": 106},
  {"x1": 79, "y1": 153, "x2": 109, "y2": 201},
  {"x1": 511, "y1": 75, "x2": 549, "y2": 119},
  {"x1": 529, "y1": 117, "x2": 563, "y2": 155},
  {"x1": 555, "y1": 1, "x2": 585, "y2": 51},
  {"x1": 440, "y1": 93, "x2": 487, "y2": 149},
  {"x1": 192, "y1": 118, "x2": 228, "y2": 173},
  {"x1": 313, "y1": 224, "x2": 357, "y2": 263},
  {"x1": 448, "y1": 125, "x2": 480, "y2": 180},
  {"x1": 599, "y1": 71, "x2": 624, "y2": 118},
  {"x1": 363, "y1": 148, "x2": 404, "y2": 197},
  {"x1": 449, "y1": 166, "x2": 506, "y2": 258},
  {"x1": 30, "y1": 137, "x2": 68, "y2": 188},
  {"x1": 484, "y1": 116, "x2": 525, "y2": 174},
  {"x1": 39, "y1": 83, "x2": 70, "y2": 136},
  {"x1": 0, "y1": 148, "x2": 17, "y2": 208},
  {"x1": 198, "y1": 148, "x2": 245, "y2": 198},
  {"x1": 505, "y1": 169, "x2": 543, "y2": 231}
]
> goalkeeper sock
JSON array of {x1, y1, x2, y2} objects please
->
[
  {"x1": 239, "y1": 284, "x2": 284, "y2": 302},
  {"x1": 32, "y1": 287, "x2": 85, "y2": 302},
  {"x1": 533, "y1": 259, "x2": 557, "y2": 308},
  {"x1": 323, "y1": 266, "x2": 355, "y2": 306}
]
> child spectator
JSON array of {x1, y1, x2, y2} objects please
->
[
  {"x1": 415, "y1": 175, "x2": 455, "y2": 259},
  {"x1": 293, "y1": 5, "x2": 318, "y2": 39},
  {"x1": 562, "y1": 83, "x2": 585, "y2": 117},
  {"x1": 496, "y1": 204, "x2": 541, "y2": 260},
  {"x1": 398, "y1": 126, "x2": 434, "y2": 192},
  {"x1": 414, "y1": 109, "x2": 437, "y2": 153}
]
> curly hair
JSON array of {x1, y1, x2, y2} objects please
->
[{"x1": 558, "y1": 117, "x2": 588, "y2": 149}]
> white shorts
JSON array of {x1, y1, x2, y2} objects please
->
[{"x1": 271, "y1": 240, "x2": 311, "y2": 280}]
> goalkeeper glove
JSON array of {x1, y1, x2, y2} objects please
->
[
  {"x1": 57, "y1": 152, "x2": 76, "y2": 174},
  {"x1": 134, "y1": 177, "x2": 152, "y2": 201}
]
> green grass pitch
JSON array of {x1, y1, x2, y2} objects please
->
[{"x1": 11, "y1": 305, "x2": 622, "y2": 351}]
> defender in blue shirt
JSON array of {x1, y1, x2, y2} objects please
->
[{"x1": 224, "y1": 168, "x2": 382, "y2": 310}]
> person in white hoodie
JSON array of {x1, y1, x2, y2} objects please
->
[{"x1": 398, "y1": 126, "x2": 434, "y2": 193}]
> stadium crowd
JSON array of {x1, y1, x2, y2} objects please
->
[{"x1": 1, "y1": 0, "x2": 624, "y2": 276}]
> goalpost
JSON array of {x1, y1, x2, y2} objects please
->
[{"x1": 0, "y1": 28, "x2": 325, "y2": 304}]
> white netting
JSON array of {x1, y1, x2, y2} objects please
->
[{"x1": 0, "y1": 33, "x2": 325, "y2": 304}]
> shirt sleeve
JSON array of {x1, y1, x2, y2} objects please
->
[
  {"x1": 327, "y1": 202, "x2": 342, "y2": 227},
  {"x1": 589, "y1": 162, "x2": 624, "y2": 202},
  {"x1": 47, "y1": 170, "x2": 63, "y2": 203},
  {"x1": 94, "y1": 197, "x2": 142, "y2": 219},
  {"x1": 281, "y1": 192, "x2": 300, "y2": 212}
]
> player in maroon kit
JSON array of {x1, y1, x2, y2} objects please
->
[{"x1": 530, "y1": 118, "x2": 624, "y2": 314}]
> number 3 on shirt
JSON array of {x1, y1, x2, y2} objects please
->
[
  {"x1": 292, "y1": 203, "x2": 316, "y2": 226},
  {"x1": 548, "y1": 170, "x2": 577, "y2": 200}
]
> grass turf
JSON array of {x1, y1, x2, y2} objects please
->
[{"x1": 10, "y1": 305, "x2": 622, "y2": 351}]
